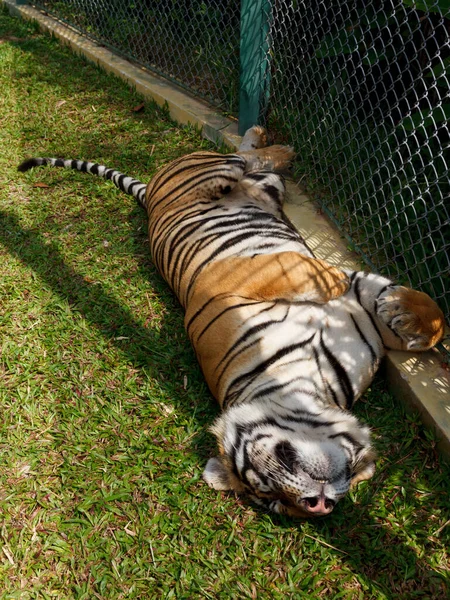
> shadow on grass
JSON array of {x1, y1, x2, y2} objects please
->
[
  {"x1": 269, "y1": 458, "x2": 449, "y2": 597},
  {"x1": 0, "y1": 207, "x2": 216, "y2": 427},
  {"x1": 310, "y1": 493, "x2": 448, "y2": 597}
]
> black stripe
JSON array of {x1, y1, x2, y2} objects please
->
[
  {"x1": 149, "y1": 153, "x2": 221, "y2": 192},
  {"x1": 128, "y1": 180, "x2": 143, "y2": 194},
  {"x1": 229, "y1": 424, "x2": 246, "y2": 479},
  {"x1": 350, "y1": 314, "x2": 378, "y2": 365},
  {"x1": 215, "y1": 338, "x2": 264, "y2": 398},
  {"x1": 215, "y1": 307, "x2": 290, "y2": 385},
  {"x1": 151, "y1": 206, "x2": 227, "y2": 269},
  {"x1": 185, "y1": 296, "x2": 219, "y2": 332},
  {"x1": 241, "y1": 440, "x2": 255, "y2": 486},
  {"x1": 249, "y1": 382, "x2": 289, "y2": 401},
  {"x1": 151, "y1": 157, "x2": 243, "y2": 200},
  {"x1": 223, "y1": 334, "x2": 316, "y2": 409},
  {"x1": 117, "y1": 173, "x2": 127, "y2": 191},
  {"x1": 152, "y1": 170, "x2": 240, "y2": 210},
  {"x1": 326, "y1": 382, "x2": 341, "y2": 408},
  {"x1": 354, "y1": 277, "x2": 384, "y2": 343},
  {"x1": 319, "y1": 333, "x2": 354, "y2": 409},
  {"x1": 264, "y1": 184, "x2": 280, "y2": 202},
  {"x1": 237, "y1": 417, "x2": 296, "y2": 436},
  {"x1": 151, "y1": 153, "x2": 242, "y2": 193},
  {"x1": 278, "y1": 414, "x2": 335, "y2": 428},
  {"x1": 219, "y1": 319, "x2": 278, "y2": 359},
  {"x1": 166, "y1": 218, "x2": 239, "y2": 289},
  {"x1": 376, "y1": 284, "x2": 391, "y2": 298},
  {"x1": 244, "y1": 172, "x2": 273, "y2": 181},
  {"x1": 312, "y1": 347, "x2": 341, "y2": 408},
  {"x1": 194, "y1": 300, "x2": 259, "y2": 343},
  {"x1": 328, "y1": 431, "x2": 363, "y2": 452}
]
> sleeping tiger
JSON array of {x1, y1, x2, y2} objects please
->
[{"x1": 18, "y1": 126, "x2": 445, "y2": 517}]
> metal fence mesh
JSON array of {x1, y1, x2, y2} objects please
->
[
  {"x1": 34, "y1": 0, "x2": 240, "y2": 113},
  {"x1": 265, "y1": 0, "x2": 450, "y2": 321},
  {"x1": 32, "y1": 0, "x2": 450, "y2": 321}
]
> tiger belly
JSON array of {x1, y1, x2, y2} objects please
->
[
  {"x1": 148, "y1": 197, "x2": 313, "y2": 309},
  {"x1": 186, "y1": 293, "x2": 382, "y2": 412}
]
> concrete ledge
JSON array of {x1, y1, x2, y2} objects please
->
[
  {"x1": 384, "y1": 351, "x2": 450, "y2": 456},
  {"x1": 4, "y1": 0, "x2": 450, "y2": 457}
]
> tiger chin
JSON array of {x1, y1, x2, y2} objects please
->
[{"x1": 18, "y1": 125, "x2": 445, "y2": 519}]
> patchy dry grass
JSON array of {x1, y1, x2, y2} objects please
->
[{"x1": 0, "y1": 8, "x2": 449, "y2": 599}]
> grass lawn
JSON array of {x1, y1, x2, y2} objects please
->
[{"x1": 0, "y1": 8, "x2": 449, "y2": 599}]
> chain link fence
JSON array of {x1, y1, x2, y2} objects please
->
[
  {"x1": 33, "y1": 0, "x2": 240, "y2": 112},
  {"x1": 31, "y1": 1, "x2": 450, "y2": 321},
  {"x1": 265, "y1": 0, "x2": 449, "y2": 323}
]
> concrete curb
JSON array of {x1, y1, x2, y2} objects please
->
[{"x1": 4, "y1": 0, "x2": 450, "y2": 457}]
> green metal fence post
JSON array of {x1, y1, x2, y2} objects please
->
[{"x1": 239, "y1": 0, "x2": 272, "y2": 135}]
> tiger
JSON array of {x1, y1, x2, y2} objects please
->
[{"x1": 18, "y1": 126, "x2": 445, "y2": 517}]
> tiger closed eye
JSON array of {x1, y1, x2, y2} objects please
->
[{"x1": 275, "y1": 441, "x2": 298, "y2": 474}]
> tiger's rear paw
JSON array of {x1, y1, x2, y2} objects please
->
[
  {"x1": 239, "y1": 126, "x2": 268, "y2": 151},
  {"x1": 269, "y1": 145, "x2": 296, "y2": 171},
  {"x1": 376, "y1": 286, "x2": 445, "y2": 350},
  {"x1": 243, "y1": 144, "x2": 295, "y2": 172}
]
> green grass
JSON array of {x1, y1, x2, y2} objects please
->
[{"x1": 0, "y1": 8, "x2": 449, "y2": 599}]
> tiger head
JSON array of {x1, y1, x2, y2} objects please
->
[{"x1": 203, "y1": 402, "x2": 376, "y2": 517}]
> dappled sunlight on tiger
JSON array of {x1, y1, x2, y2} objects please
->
[{"x1": 19, "y1": 126, "x2": 445, "y2": 518}]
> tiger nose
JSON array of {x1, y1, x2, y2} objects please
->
[{"x1": 299, "y1": 496, "x2": 335, "y2": 515}]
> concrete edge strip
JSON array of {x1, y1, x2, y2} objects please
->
[{"x1": 4, "y1": 0, "x2": 450, "y2": 458}]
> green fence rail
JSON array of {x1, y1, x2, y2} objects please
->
[
  {"x1": 25, "y1": 1, "x2": 450, "y2": 322},
  {"x1": 238, "y1": 0, "x2": 271, "y2": 135}
]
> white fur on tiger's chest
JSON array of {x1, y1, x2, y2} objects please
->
[{"x1": 232, "y1": 295, "x2": 382, "y2": 410}]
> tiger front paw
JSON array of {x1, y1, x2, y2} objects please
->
[{"x1": 376, "y1": 286, "x2": 445, "y2": 351}]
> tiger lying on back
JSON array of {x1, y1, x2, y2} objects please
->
[{"x1": 18, "y1": 126, "x2": 445, "y2": 517}]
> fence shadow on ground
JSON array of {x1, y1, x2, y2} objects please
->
[{"x1": 0, "y1": 208, "x2": 216, "y2": 430}]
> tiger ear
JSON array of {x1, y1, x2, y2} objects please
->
[
  {"x1": 350, "y1": 448, "x2": 377, "y2": 487},
  {"x1": 203, "y1": 457, "x2": 245, "y2": 492}
]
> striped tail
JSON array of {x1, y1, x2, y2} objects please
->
[{"x1": 18, "y1": 157, "x2": 148, "y2": 209}]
